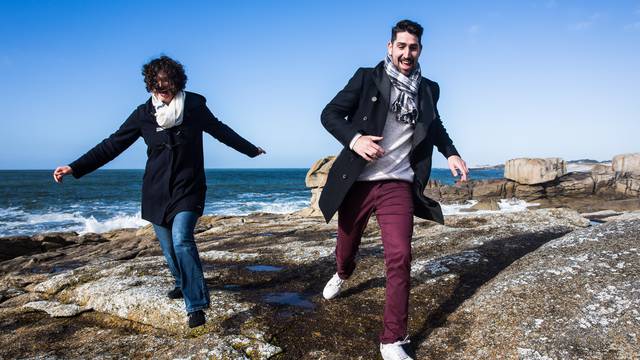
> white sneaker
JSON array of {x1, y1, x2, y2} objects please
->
[
  {"x1": 322, "y1": 273, "x2": 345, "y2": 300},
  {"x1": 380, "y1": 337, "x2": 413, "y2": 360}
]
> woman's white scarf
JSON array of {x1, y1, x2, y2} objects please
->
[{"x1": 152, "y1": 90, "x2": 185, "y2": 129}]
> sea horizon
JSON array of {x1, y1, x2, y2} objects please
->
[{"x1": 0, "y1": 168, "x2": 506, "y2": 237}]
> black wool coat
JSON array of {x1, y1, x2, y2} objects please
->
[
  {"x1": 319, "y1": 62, "x2": 460, "y2": 224},
  {"x1": 69, "y1": 91, "x2": 261, "y2": 226}
]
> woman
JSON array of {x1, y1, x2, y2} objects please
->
[{"x1": 53, "y1": 56, "x2": 265, "y2": 328}]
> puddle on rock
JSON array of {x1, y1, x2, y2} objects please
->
[
  {"x1": 255, "y1": 232, "x2": 276, "y2": 237},
  {"x1": 263, "y1": 292, "x2": 315, "y2": 309},
  {"x1": 246, "y1": 265, "x2": 284, "y2": 272},
  {"x1": 589, "y1": 219, "x2": 605, "y2": 226}
]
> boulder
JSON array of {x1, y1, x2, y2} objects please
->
[
  {"x1": 470, "y1": 179, "x2": 507, "y2": 200},
  {"x1": 591, "y1": 164, "x2": 616, "y2": 196},
  {"x1": 305, "y1": 156, "x2": 335, "y2": 188},
  {"x1": 438, "y1": 182, "x2": 473, "y2": 202},
  {"x1": 504, "y1": 158, "x2": 567, "y2": 185},
  {"x1": 612, "y1": 153, "x2": 640, "y2": 176},
  {"x1": 513, "y1": 183, "x2": 545, "y2": 199},
  {"x1": 545, "y1": 172, "x2": 595, "y2": 197},
  {"x1": 301, "y1": 156, "x2": 336, "y2": 217},
  {"x1": 615, "y1": 177, "x2": 640, "y2": 197}
]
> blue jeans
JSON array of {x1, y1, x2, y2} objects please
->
[{"x1": 152, "y1": 211, "x2": 210, "y2": 313}]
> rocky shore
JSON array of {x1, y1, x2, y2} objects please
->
[{"x1": 1, "y1": 154, "x2": 639, "y2": 359}]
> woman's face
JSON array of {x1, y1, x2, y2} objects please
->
[{"x1": 153, "y1": 72, "x2": 176, "y2": 104}]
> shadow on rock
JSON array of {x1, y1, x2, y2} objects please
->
[{"x1": 411, "y1": 229, "x2": 573, "y2": 350}]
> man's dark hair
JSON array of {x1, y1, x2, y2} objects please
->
[
  {"x1": 142, "y1": 55, "x2": 188, "y2": 94},
  {"x1": 391, "y1": 19, "x2": 423, "y2": 45}
]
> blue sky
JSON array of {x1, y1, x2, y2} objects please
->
[{"x1": 1, "y1": 0, "x2": 638, "y2": 169}]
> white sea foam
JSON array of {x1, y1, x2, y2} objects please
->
[
  {"x1": 0, "y1": 208, "x2": 148, "y2": 237},
  {"x1": 80, "y1": 213, "x2": 148, "y2": 234},
  {"x1": 1, "y1": 196, "x2": 311, "y2": 237},
  {"x1": 441, "y1": 200, "x2": 479, "y2": 215},
  {"x1": 26, "y1": 212, "x2": 84, "y2": 224},
  {"x1": 441, "y1": 198, "x2": 539, "y2": 216},
  {"x1": 208, "y1": 199, "x2": 310, "y2": 216},
  {"x1": 498, "y1": 198, "x2": 539, "y2": 212},
  {"x1": 0, "y1": 206, "x2": 27, "y2": 218}
]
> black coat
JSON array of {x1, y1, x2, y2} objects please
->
[
  {"x1": 69, "y1": 91, "x2": 261, "y2": 226},
  {"x1": 319, "y1": 62, "x2": 460, "y2": 224}
]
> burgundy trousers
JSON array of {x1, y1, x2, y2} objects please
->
[{"x1": 336, "y1": 180, "x2": 414, "y2": 344}]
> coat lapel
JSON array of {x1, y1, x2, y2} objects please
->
[
  {"x1": 412, "y1": 81, "x2": 436, "y2": 148},
  {"x1": 372, "y1": 62, "x2": 391, "y2": 111}
]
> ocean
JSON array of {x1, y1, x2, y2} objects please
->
[{"x1": 0, "y1": 168, "x2": 503, "y2": 237}]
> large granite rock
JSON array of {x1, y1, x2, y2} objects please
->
[
  {"x1": 298, "y1": 156, "x2": 335, "y2": 217},
  {"x1": 420, "y1": 218, "x2": 640, "y2": 359},
  {"x1": 427, "y1": 163, "x2": 639, "y2": 214},
  {"x1": 1, "y1": 209, "x2": 597, "y2": 359},
  {"x1": 613, "y1": 153, "x2": 640, "y2": 176},
  {"x1": 305, "y1": 156, "x2": 335, "y2": 188},
  {"x1": 504, "y1": 158, "x2": 567, "y2": 185},
  {"x1": 615, "y1": 176, "x2": 640, "y2": 198},
  {"x1": 592, "y1": 164, "x2": 616, "y2": 196}
]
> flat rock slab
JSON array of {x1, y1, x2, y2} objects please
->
[
  {"x1": 30, "y1": 256, "x2": 281, "y2": 358},
  {"x1": 23, "y1": 300, "x2": 90, "y2": 317}
]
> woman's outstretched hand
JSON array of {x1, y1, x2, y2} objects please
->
[
  {"x1": 53, "y1": 166, "x2": 73, "y2": 183},
  {"x1": 256, "y1": 147, "x2": 266, "y2": 156}
]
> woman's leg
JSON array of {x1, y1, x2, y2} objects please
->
[
  {"x1": 152, "y1": 223, "x2": 182, "y2": 289},
  {"x1": 171, "y1": 211, "x2": 210, "y2": 313}
]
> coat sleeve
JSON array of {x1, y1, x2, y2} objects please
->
[
  {"x1": 428, "y1": 82, "x2": 460, "y2": 159},
  {"x1": 320, "y1": 68, "x2": 365, "y2": 147},
  {"x1": 69, "y1": 108, "x2": 142, "y2": 178},
  {"x1": 200, "y1": 100, "x2": 261, "y2": 158}
]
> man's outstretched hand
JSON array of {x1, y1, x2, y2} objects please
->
[{"x1": 447, "y1": 155, "x2": 469, "y2": 181}]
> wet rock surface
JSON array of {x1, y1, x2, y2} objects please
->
[{"x1": 1, "y1": 208, "x2": 639, "y2": 358}]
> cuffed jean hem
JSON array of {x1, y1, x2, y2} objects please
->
[{"x1": 186, "y1": 303, "x2": 210, "y2": 313}]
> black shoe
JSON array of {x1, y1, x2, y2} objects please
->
[
  {"x1": 167, "y1": 287, "x2": 183, "y2": 299},
  {"x1": 188, "y1": 310, "x2": 206, "y2": 328}
]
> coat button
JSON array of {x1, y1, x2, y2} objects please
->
[
  {"x1": 371, "y1": 96, "x2": 377, "y2": 102},
  {"x1": 341, "y1": 174, "x2": 348, "y2": 180},
  {"x1": 363, "y1": 116, "x2": 368, "y2": 121}
]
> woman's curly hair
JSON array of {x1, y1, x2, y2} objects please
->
[{"x1": 142, "y1": 56, "x2": 187, "y2": 94}]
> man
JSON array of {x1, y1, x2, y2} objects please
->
[{"x1": 318, "y1": 20, "x2": 468, "y2": 360}]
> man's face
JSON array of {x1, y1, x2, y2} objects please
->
[{"x1": 387, "y1": 31, "x2": 421, "y2": 76}]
